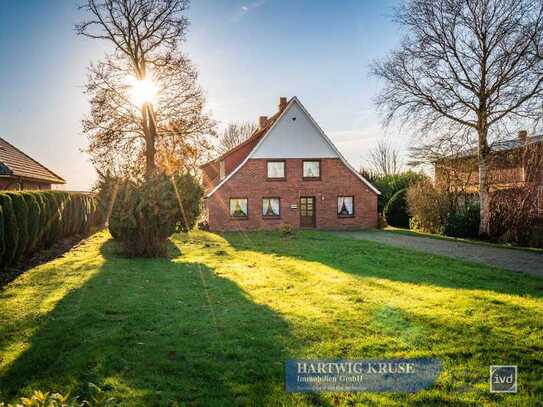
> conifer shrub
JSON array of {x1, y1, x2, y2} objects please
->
[
  {"x1": 108, "y1": 172, "x2": 203, "y2": 257},
  {"x1": 0, "y1": 194, "x2": 18, "y2": 267},
  {"x1": 0, "y1": 205, "x2": 4, "y2": 263},
  {"x1": 384, "y1": 188, "x2": 410, "y2": 228},
  {"x1": 10, "y1": 193, "x2": 29, "y2": 263},
  {"x1": 22, "y1": 192, "x2": 40, "y2": 253}
]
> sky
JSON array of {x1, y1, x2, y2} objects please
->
[{"x1": 0, "y1": 0, "x2": 405, "y2": 191}]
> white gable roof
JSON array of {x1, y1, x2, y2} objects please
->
[
  {"x1": 206, "y1": 97, "x2": 380, "y2": 197},
  {"x1": 251, "y1": 102, "x2": 338, "y2": 158}
]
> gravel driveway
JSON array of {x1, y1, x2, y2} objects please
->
[{"x1": 334, "y1": 230, "x2": 543, "y2": 278}]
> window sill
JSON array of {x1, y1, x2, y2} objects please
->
[
  {"x1": 262, "y1": 216, "x2": 281, "y2": 220},
  {"x1": 230, "y1": 217, "x2": 249, "y2": 220},
  {"x1": 337, "y1": 215, "x2": 355, "y2": 218},
  {"x1": 302, "y1": 177, "x2": 321, "y2": 181},
  {"x1": 266, "y1": 178, "x2": 287, "y2": 182}
]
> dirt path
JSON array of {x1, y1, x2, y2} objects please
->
[{"x1": 334, "y1": 230, "x2": 543, "y2": 278}]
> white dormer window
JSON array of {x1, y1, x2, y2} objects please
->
[{"x1": 219, "y1": 160, "x2": 225, "y2": 180}]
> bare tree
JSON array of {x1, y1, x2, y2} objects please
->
[
  {"x1": 82, "y1": 53, "x2": 214, "y2": 176},
  {"x1": 77, "y1": 0, "x2": 214, "y2": 177},
  {"x1": 217, "y1": 122, "x2": 257, "y2": 154},
  {"x1": 372, "y1": 0, "x2": 543, "y2": 236},
  {"x1": 366, "y1": 139, "x2": 403, "y2": 176},
  {"x1": 408, "y1": 131, "x2": 478, "y2": 195}
]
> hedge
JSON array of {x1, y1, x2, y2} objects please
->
[
  {"x1": 0, "y1": 194, "x2": 18, "y2": 266},
  {"x1": 0, "y1": 191, "x2": 99, "y2": 270}
]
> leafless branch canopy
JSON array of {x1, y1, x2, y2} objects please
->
[
  {"x1": 77, "y1": 0, "x2": 189, "y2": 77},
  {"x1": 372, "y1": 0, "x2": 543, "y2": 142},
  {"x1": 365, "y1": 139, "x2": 403, "y2": 176},
  {"x1": 217, "y1": 122, "x2": 258, "y2": 155}
]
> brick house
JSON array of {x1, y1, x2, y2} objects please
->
[
  {"x1": 0, "y1": 136, "x2": 65, "y2": 190},
  {"x1": 200, "y1": 97, "x2": 380, "y2": 231},
  {"x1": 434, "y1": 130, "x2": 543, "y2": 214}
]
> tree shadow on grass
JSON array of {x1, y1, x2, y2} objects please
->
[
  {"x1": 0, "y1": 238, "x2": 332, "y2": 406},
  {"x1": 220, "y1": 231, "x2": 543, "y2": 298}
]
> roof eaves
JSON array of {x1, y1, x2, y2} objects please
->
[
  {"x1": 0, "y1": 137, "x2": 66, "y2": 183},
  {"x1": 200, "y1": 111, "x2": 283, "y2": 169}
]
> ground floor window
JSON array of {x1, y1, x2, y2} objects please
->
[
  {"x1": 262, "y1": 197, "x2": 280, "y2": 217},
  {"x1": 337, "y1": 196, "x2": 354, "y2": 217},
  {"x1": 230, "y1": 198, "x2": 248, "y2": 218}
]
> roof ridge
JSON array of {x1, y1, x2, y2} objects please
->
[{"x1": 0, "y1": 136, "x2": 65, "y2": 183}]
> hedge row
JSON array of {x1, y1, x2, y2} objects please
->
[{"x1": 0, "y1": 191, "x2": 99, "y2": 270}]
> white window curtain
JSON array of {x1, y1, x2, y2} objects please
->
[
  {"x1": 230, "y1": 199, "x2": 248, "y2": 217},
  {"x1": 303, "y1": 161, "x2": 320, "y2": 177},
  {"x1": 338, "y1": 196, "x2": 353, "y2": 216},
  {"x1": 263, "y1": 198, "x2": 280, "y2": 216},
  {"x1": 267, "y1": 162, "x2": 285, "y2": 178}
]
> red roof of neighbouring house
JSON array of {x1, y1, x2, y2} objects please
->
[
  {"x1": 0, "y1": 137, "x2": 65, "y2": 184},
  {"x1": 200, "y1": 101, "x2": 286, "y2": 191}
]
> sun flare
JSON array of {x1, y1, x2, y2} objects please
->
[{"x1": 127, "y1": 75, "x2": 158, "y2": 106}]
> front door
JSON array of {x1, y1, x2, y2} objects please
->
[{"x1": 300, "y1": 196, "x2": 316, "y2": 228}]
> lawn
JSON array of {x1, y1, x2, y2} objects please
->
[{"x1": 0, "y1": 230, "x2": 542, "y2": 406}]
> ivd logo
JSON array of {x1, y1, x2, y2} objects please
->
[{"x1": 490, "y1": 365, "x2": 517, "y2": 393}]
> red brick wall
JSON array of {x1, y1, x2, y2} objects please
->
[
  {"x1": 0, "y1": 179, "x2": 52, "y2": 190},
  {"x1": 202, "y1": 136, "x2": 264, "y2": 191},
  {"x1": 207, "y1": 158, "x2": 378, "y2": 231}
]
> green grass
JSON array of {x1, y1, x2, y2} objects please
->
[{"x1": 0, "y1": 230, "x2": 542, "y2": 406}]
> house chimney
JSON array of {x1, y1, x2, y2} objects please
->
[
  {"x1": 259, "y1": 116, "x2": 268, "y2": 128},
  {"x1": 279, "y1": 97, "x2": 287, "y2": 111},
  {"x1": 518, "y1": 130, "x2": 528, "y2": 144}
]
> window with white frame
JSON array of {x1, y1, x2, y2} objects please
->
[
  {"x1": 303, "y1": 160, "x2": 320, "y2": 179},
  {"x1": 262, "y1": 197, "x2": 280, "y2": 217},
  {"x1": 230, "y1": 198, "x2": 248, "y2": 218},
  {"x1": 337, "y1": 196, "x2": 354, "y2": 217},
  {"x1": 267, "y1": 161, "x2": 285, "y2": 179}
]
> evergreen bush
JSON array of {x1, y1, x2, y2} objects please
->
[
  {"x1": 10, "y1": 193, "x2": 29, "y2": 263},
  {"x1": 444, "y1": 204, "x2": 480, "y2": 238},
  {"x1": 0, "y1": 205, "x2": 4, "y2": 263},
  {"x1": 0, "y1": 194, "x2": 18, "y2": 267},
  {"x1": 22, "y1": 192, "x2": 40, "y2": 253},
  {"x1": 109, "y1": 172, "x2": 203, "y2": 257},
  {"x1": 384, "y1": 188, "x2": 410, "y2": 228}
]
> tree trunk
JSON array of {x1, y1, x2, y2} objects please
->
[
  {"x1": 142, "y1": 103, "x2": 157, "y2": 177},
  {"x1": 478, "y1": 128, "x2": 491, "y2": 237}
]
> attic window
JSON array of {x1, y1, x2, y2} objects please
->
[
  {"x1": 303, "y1": 160, "x2": 321, "y2": 180},
  {"x1": 267, "y1": 160, "x2": 286, "y2": 180}
]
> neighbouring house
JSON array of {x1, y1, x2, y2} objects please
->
[
  {"x1": 200, "y1": 97, "x2": 380, "y2": 231},
  {"x1": 0, "y1": 136, "x2": 65, "y2": 190},
  {"x1": 434, "y1": 130, "x2": 543, "y2": 214}
]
